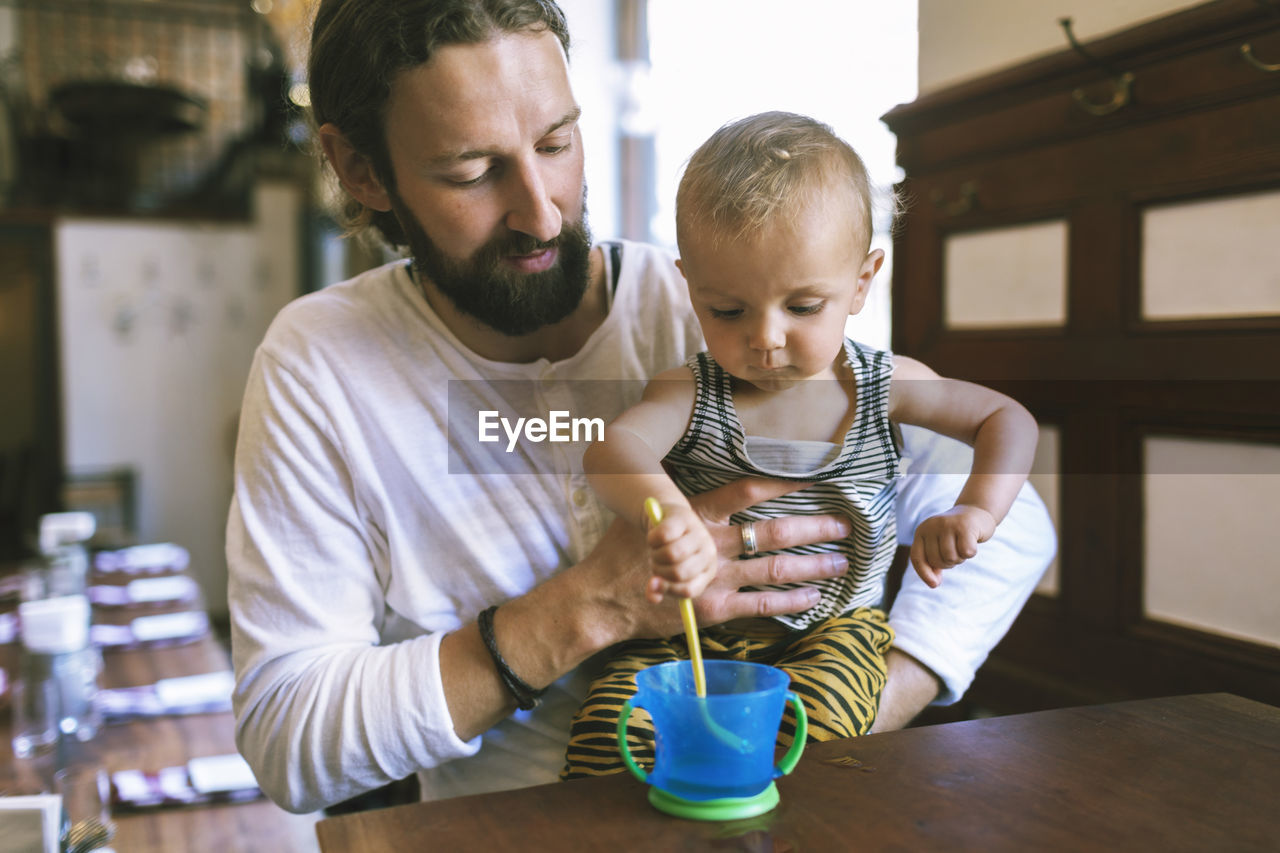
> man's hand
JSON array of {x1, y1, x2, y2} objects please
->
[
  {"x1": 583, "y1": 477, "x2": 851, "y2": 644},
  {"x1": 687, "y1": 477, "x2": 852, "y2": 626},
  {"x1": 909, "y1": 504, "x2": 996, "y2": 587}
]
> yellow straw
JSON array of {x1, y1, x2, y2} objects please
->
[{"x1": 643, "y1": 497, "x2": 708, "y2": 697}]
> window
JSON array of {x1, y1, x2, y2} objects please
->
[{"x1": 643, "y1": 1, "x2": 918, "y2": 347}]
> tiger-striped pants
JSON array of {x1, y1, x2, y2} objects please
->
[{"x1": 560, "y1": 607, "x2": 893, "y2": 780}]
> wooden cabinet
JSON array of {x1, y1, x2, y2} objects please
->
[
  {"x1": 0, "y1": 219, "x2": 61, "y2": 560},
  {"x1": 884, "y1": 0, "x2": 1280, "y2": 714}
]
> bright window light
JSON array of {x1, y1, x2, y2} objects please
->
[{"x1": 646, "y1": 1, "x2": 918, "y2": 348}]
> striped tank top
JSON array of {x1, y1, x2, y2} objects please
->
[{"x1": 664, "y1": 339, "x2": 901, "y2": 630}]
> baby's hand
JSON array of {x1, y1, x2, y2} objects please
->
[
  {"x1": 910, "y1": 505, "x2": 996, "y2": 588},
  {"x1": 646, "y1": 504, "x2": 717, "y2": 603}
]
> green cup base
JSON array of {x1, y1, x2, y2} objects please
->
[{"x1": 647, "y1": 781, "x2": 779, "y2": 821}]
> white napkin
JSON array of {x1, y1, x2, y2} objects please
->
[
  {"x1": 187, "y1": 754, "x2": 259, "y2": 795},
  {"x1": 0, "y1": 794, "x2": 62, "y2": 853},
  {"x1": 88, "y1": 576, "x2": 200, "y2": 607},
  {"x1": 111, "y1": 754, "x2": 261, "y2": 810},
  {"x1": 95, "y1": 671, "x2": 234, "y2": 720},
  {"x1": 93, "y1": 543, "x2": 190, "y2": 574},
  {"x1": 90, "y1": 611, "x2": 209, "y2": 647}
]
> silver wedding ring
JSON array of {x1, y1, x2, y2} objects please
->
[{"x1": 740, "y1": 521, "x2": 758, "y2": 557}]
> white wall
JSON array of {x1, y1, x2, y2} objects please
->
[
  {"x1": 918, "y1": 0, "x2": 1205, "y2": 94},
  {"x1": 57, "y1": 184, "x2": 301, "y2": 615}
]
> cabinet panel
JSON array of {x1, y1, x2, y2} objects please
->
[
  {"x1": 944, "y1": 220, "x2": 1069, "y2": 329},
  {"x1": 1142, "y1": 436, "x2": 1280, "y2": 647},
  {"x1": 897, "y1": 88, "x2": 1280, "y2": 361},
  {"x1": 885, "y1": 0, "x2": 1280, "y2": 715},
  {"x1": 1142, "y1": 188, "x2": 1280, "y2": 321}
]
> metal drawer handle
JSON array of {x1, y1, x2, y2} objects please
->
[
  {"x1": 1071, "y1": 72, "x2": 1134, "y2": 116},
  {"x1": 1241, "y1": 43, "x2": 1280, "y2": 73},
  {"x1": 1060, "y1": 18, "x2": 1135, "y2": 117}
]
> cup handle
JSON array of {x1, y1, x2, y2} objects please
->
[
  {"x1": 774, "y1": 691, "x2": 808, "y2": 777},
  {"x1": 616, "y1": 698, "x2": 650, "y2": 784}
]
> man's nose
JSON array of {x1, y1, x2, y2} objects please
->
[{"x1": 504, "y1": 160, "x2": 562, "y2": 243}]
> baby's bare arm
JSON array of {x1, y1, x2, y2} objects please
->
[
  {"x1": 890, "y1": 356, "x2": 1039, "y2": 582},
  {"x1": 583, "y1": 368, "x2": 697, "y2": 528},
  {"x1": 583, "y1": 370, "x2": 718, "y2": 597},
  {"x1": 889, "y1": 356, "x2": 1038, "y2": 526}
]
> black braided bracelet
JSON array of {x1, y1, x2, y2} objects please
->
[{"x1": 477, "y1": 604, "x2": 545, "y2": 711}]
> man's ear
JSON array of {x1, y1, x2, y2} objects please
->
[
  {"x1": 318, "y1": 123, "x2": 393, "y2": 212},
  {"x1": 675, "y1": 258, "x2": 686, "y2": 279},
  {"x1": 848, "y1": 248, "x2": 885, "y2": 315}
]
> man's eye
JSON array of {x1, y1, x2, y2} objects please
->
[
  {"x1": 450, "y1": 171, "x2": 490, "y2": 186},
  {"x1": 789, "y1": 303, "x2": 824, "y2": 316},
  {"x1": 708, "y1": 308, "x2": 742, "y2": 320},
  {"x1": 545, "y1": 127, "x2": 577, "y2": 152}
]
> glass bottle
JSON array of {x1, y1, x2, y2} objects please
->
[
  {"x1": 37, "y1": 511, "x2": 96, "y2": 597},
  {"x1": 11, "y1": 594, "x2": 102, "y2": 760}
]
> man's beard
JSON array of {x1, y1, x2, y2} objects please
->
[{"x1": 389, "y1": 188, "x2": 593, "y2": 337}]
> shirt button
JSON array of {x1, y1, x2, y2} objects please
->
[{"x1": 572, "y1": 489, "x2": 589, "y2": 508}]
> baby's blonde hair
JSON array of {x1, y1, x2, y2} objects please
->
[{"x1": 676, "y1": 111, "x2": 874, "y2": 252}]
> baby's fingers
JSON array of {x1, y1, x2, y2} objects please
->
[
  {"x1": 651, "y1": 534, "x2": 711, "y2": 580},
  {"x1": 646, "y1": 515, "x2": 688, "y2": 549},
  {"x1": 646, "y1": 575, "x2": 668, "y2": 604},
  {"x1": 663, "y1": 571, "x2": 714, "y2": 601},
  {"x1": 933, "y1": 532, "x2": 963, "y2": 567},
  {"x1": 648, "y1": 564, "x2": 709, "y2": 602},
  {"x1": 910, "y1": 537, "x2": 942, "y2": 588}
]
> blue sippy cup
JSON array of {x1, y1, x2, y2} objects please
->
[{"x1": 617, "y1": 659, "x2": 807, "y2": 820}]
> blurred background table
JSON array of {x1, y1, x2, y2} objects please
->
[{"x1": 1, "y1": 596, "x2": 320, "y2": 852}]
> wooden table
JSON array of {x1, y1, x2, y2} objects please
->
[
  {"x1": 317, "y1": 693, "x2": 1279, "y2": 852},
  {"x1": 1, "y1": 609, "x2": 320, "y2": 852}
]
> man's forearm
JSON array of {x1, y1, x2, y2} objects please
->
[
  {"x1": 441, "y1": 552, "x2": 628, "y2": 742},
  {"x1": 870, "y1": 648, "x2": 942, "y2": 732}
]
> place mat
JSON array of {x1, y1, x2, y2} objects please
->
[
  {"x1": 91, "y1": 611, "x2": 210, "y2": 650},
  {"x1": 110, "y1": 754, "x2": 261, "y2": 812},
  {"x1": 95, "y1": 671, "x2": 233, "y2": 722},
  {"x1": 0, "y1": 610, "x2": 209, "y2": 649},
  {"x1": 92, "y1": 543, "x2": 190, "y2": 576},
  {"x1": 0, "y1": 573, "x2": 26, "y2": 602},
  {"x1": 0, "y1": 793, "x2": 62, "y2": 853},
  {"x1": 87, "y1": 575, "x2": 200, "y2": 608}
]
